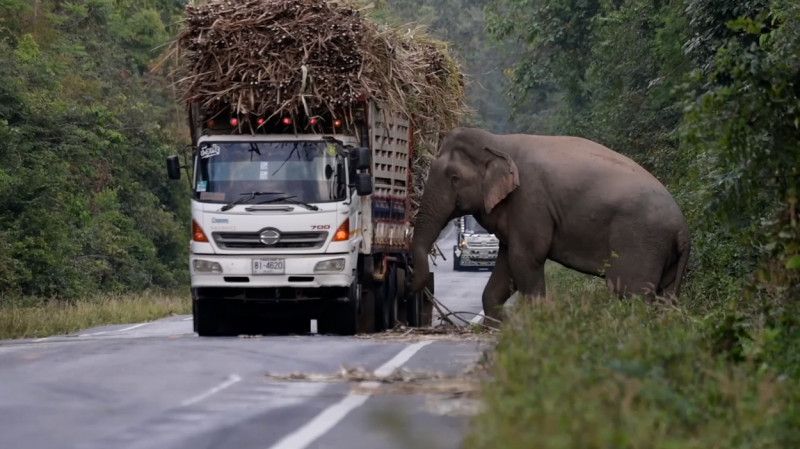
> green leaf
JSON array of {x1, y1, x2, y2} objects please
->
[{"x1": 786, "y1": 255, "x2": 800, "y2": 270}]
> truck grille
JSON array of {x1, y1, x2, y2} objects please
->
[
  {"x1": 212, "y1": 231, "x2": 328, "y2": 249},
  {"x1": 466, "y1": 241, "x2": 499, "y2": 248}
]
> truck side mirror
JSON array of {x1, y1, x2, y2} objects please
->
[
  {"x1": 167, "y1": 156, "x2": 181, "y2": 180},
  {"x1": 353, "y1": 147, "x2": 371, "y2": 170},
  {"x1": 355, "y1": 172, "x2": 372, "y2": 196}
]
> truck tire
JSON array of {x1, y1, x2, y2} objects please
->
[
  {"x1": 193, "y1": 298, "x2": 226, "y2": 337},
  {"x1": 358, "y1": 286, "x2": 376, "y2": 334},
  {"x1": 320, "y1": 282, "x2": 360, "y2": 336},
  {"x1": 452, "y1": 246, "x2": 462, "y2": 271},
  {"x1": 396, "y1": 267, "x2": 408, "y2": 325},
  {"x1": 375, "y1": 263, "x2": 398, "y2": 332},
  {"x1": 406, "y1": 290, "x2": 423, "y2": 327},
  {"x1": 398, "y1": 267, "x2": 424, "y2": 327},
  {"x1": 356, "y1": 254, "x2": 376, "y2": 334}
]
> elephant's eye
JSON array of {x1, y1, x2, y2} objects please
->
[{"x1": 450, "y1": 175, "x2": 459, "y2": 186}]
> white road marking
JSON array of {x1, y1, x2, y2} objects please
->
[
  {"x1": 181, "y1": 374, "x2": 242, "y2": 407},
  {"x1": 266, "y1": 341, "x2": 433, "y2": 449},
  {"x1": 182, "y1": 317, "x2": 193, "y2": 321},
  {"x1": 79, "y1": 322, "x2": 150, "y2": 337},
  {"x1": 373, "y1": 342, "x2": 429, "y2": 377},
  {"x1": 470, "y1": 310, "x2": 485, "y2": 324},
  {"x1": 33, "y1": 337, "x2": 50, "y2": 342}
]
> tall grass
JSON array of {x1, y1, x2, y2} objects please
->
[
  {"x1": 465, "y1": 263, "x2": 800, "y2": 448},
  {"x1": 0, "y1": 291, "x2": 190, "y2": 340}
]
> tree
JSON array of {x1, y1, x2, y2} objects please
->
[{"x1": 0, "y1": 0, "x2": 189, "y2": 299}]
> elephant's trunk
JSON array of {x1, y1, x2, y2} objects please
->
[{"x1": 410, "y1": 180, "x2": 454, "y2": 292}]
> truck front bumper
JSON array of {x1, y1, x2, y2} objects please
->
[
  {"x1": 190, "y1": 253, "x2": 356, "y2": 289},
  {"x1": 454, "y1": 246, "x2": 498, "y2": 268}
]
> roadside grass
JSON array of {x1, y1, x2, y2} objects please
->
[
  {"x1": 0, "y1": 290, "x2": 191, "y2": 340},
  {"x1": 465, "y1": 262, "x2": 800, "y2": 448}
]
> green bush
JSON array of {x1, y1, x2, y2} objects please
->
[
  {"x1": 0, "y1": 1, "x2": 190, "y2": 301},
  {"x1": 466, "y1": 266, "x2": 800, "y2": 449}
]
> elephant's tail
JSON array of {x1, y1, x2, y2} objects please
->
[{"x1": 659, "y1": 227, "x2": 691, "y2": 299}]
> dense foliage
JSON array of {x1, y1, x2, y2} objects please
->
[
  {"x1": 0, "y1": 1, "x2": 190, "y2": 300},
  {"x1": 485, "y1": 0, "x2": 799, "y2": 328},
  {"x1": 462, "y1": 0, "x2": 800, "y2": 445},
  {"x1": 468, "y1": 267, "x2": 800, "y2": 448}
]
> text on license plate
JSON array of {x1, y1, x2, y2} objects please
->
[{"x1": 252, "y1": 258, "x2": 285, "y2": 274}]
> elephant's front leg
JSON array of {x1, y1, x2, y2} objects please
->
[
  {"x1": 482, "y1": 244, "x2": 514, "y2": 322},
  {"x1": 508, "y1": 244, "x2": 547, "y2": 301}
]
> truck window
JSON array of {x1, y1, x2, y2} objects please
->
[
  {"x1": 465, "y1": 216, "x2": 489, "y2": 234},
  {"x1": 194, "y1": 141, "x2": 346, "y2": 204}
]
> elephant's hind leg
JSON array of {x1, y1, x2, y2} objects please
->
[
  {"x1": 606, "y1": 223, "x2": 675, "y2": 300},
  {"x1": 482, "y1": 245, "x2": 514, "y2": 321},
  {"x1": 604, "y1": 257, "x2": 662, "y2": 300}
]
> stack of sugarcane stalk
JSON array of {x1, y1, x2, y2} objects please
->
[{"x1": 164, "y1": 0, "x2": 468, "y2": 221}]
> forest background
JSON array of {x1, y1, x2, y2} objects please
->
[{"x1": 1, "y1": 0, "x2": 799, "y2": 444}]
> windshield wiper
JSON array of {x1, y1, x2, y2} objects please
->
[
  {"x1": 258, "y1": 195, "x2": 320, "y2": 211},
  {"x1": 220, "y1": 191, "x2": 284, "y2": 211}
]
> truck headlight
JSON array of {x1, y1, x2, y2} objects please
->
[
  {"x1": 193, "y1": 259, "x2": 223, "y2": 273},
  {"x1": 314, "y1": 258, "x2": 346, "y2": 273}
]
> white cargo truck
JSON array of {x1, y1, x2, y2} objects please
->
[
  {"x1": 167, "y1": 101, "x2": 433, "y2": 336},
  {"x1": 452, "y1": 216, "x2": 500, "y2": 271}
]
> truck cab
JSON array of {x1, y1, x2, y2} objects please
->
[
  {"x1": 452, "y1": 216, "x2": 499, "y2": 271},
  {"x1": 187, "y1": 134, "x2": 366, "y2": 289}
]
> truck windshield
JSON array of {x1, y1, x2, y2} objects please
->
[
  {"x1": 465, "y1": 216, "x2": 489, "y2": 234},
  {"x1": 193, "y1": 141, "x2": 347, "y2": 204}
]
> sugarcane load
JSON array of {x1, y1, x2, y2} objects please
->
[{"x1": 163, "y1": 0, "x2": 467, "y2": 336}]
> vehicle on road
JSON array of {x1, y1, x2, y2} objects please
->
[
  {"x1": 452, "y1": 216, "x2": 499, "y2": 271},
  {"x1": 167, "y1": 102, "x2": 435, "y2": 336}
]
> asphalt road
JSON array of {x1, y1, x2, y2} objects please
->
[{"x1": 0, "y1": 225, "x2": 494, "y2": 449}]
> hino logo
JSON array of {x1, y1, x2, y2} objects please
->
[{"x1": 259, "y1": 229, "x2": 281, "y2": 246}]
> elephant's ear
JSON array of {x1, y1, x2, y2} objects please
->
[{"x1": 482, "y1": 146, "x2": 520, "y2": 214}]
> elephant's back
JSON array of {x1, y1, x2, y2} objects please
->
[
  {"x1": 509, "y1": 134, "x2": 684, "y2": 222},
  {"x1": 510, "y1": 134, "x2": 649, "y2": 175}
]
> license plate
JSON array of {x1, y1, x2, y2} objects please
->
[{"x1": 252, "y1": 258, "x2": 285, "y2": 274}]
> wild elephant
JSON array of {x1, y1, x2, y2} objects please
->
[{"x1": 410, "y1": 127, "x2": 691, "y2": 321}]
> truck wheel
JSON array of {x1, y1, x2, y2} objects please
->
[
  {"x1": 453, "y1": 246, "x2": 462, "y2": 271},
  {"x1": 396, "y1": 267, "x2": 409, "y2": 325},
  {"x1": 376, "y1": 264, "x2": 398, "y2": 331},
  {"x1": 321, "y1": 282, "x2": 360, "y2": 336},
  {"x1": 398, "y1": 267, "x2": 423, "y2": 327},
  {"x1": 193, "y1": 298, "x2": 226, "y2": 337},
  {"x1": 453, "y1": 255, "x2": 461, "y2": 271},
  {"x1": 406, "y1": 290, "x2": 423, "y2": 327},
  {"x1": 358, "y1": 286, "x2": 376, "y2": 333}
]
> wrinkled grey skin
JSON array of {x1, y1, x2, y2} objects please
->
[{"x1": 410, "y1": 127, "x2": 691, "y2": 321}]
